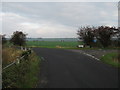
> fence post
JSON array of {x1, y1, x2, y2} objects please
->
[{"x1": 16, "y1": 58, "x2": 20, "y2": 64}]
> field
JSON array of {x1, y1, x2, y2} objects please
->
[{"x1": 26, "y1": 41, "x2": 83, "y2": 48}]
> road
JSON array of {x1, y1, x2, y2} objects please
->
[{"x1": 33, "y1": 48, "x2": 118, "y2": 88}]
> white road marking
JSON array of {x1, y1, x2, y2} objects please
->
[
  {"x1": 68, "y1": 50, "x2": 100, "y2": 61},
  {"x1": 83, "y1": 52, "x2": 100, "y2": 61}
]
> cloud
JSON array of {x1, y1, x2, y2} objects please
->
[
  {"x1": 1, "y1": 12, "x2": 77, "y2": 38},
  {"x1": 2, "y1": 12, "x2": 30, "y2": 36},
  {"x1": 35, "y1": 23, "x2": 76, "y2": 38},
  {"x1": 1, "y1": 2, "x2": 118, "y2": 38}
]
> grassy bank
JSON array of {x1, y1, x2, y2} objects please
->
[
  {"x1": 26, "y1": 41, "x2": 83, "y2": 48},
  {"x1": 18, "y1": 52, "x2": 40, "y2": 88},
  {"x1": 100, "y1": 52, "x2": 120, "y2": 67},
  {"x1": 2, "y1": 47, "x2": 41, "y2": 88},
  {"x1": 2, "y1": 47, "x2": 22, "y2": 67}
]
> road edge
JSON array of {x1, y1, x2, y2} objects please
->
[{"x1": 36, "y1": 57, "x2": 48, "y2": 88}]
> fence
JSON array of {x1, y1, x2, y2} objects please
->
[
  {"x1": 2, "y1": 47, "x2": 32, "y2": 71},
  {"x1": 2, "y1": 47, "x2": 32, "y2": 88}
]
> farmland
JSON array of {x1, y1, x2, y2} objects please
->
[{"x1": 26, "y1": 41, "x2": 83, "y2": 48}]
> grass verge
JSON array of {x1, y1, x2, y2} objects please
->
[
  {"x1": 2, "y1": 47, "x2": 22, "y2": 67},
  {"x1": 100, "y1": 52, "x2": 120, "y2": 67},
  {"x1": 2, "y1": 47, "x2": 41, "y2": 88}
]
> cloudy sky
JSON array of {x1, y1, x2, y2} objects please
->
[{"x1": 1, "y1": 2, "x2": 118, "y2": 38}]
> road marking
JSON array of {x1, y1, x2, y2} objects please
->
[
  {"x1": 82, "y1": 52, "x2": 100, "y2": 61},
  {"x1": 69, "y1": 50, "x2": 100, "y2": 61}
]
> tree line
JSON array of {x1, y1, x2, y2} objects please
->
[
  {"x1": 77, "y1": 26, "x2": 119, "y2": 48},
  {"x1": 1, "y1": 25, "x2": 120, "y2": 48}
]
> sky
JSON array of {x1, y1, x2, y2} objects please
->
[{"x1": 1, "y1": 2, "x2": 118, "y2": 38}]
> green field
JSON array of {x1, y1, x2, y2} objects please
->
[{"x1": 26, "y1": 41, "x2": 83, "y2": 48}]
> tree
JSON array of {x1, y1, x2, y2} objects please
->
[
  {"x1": 118, "y1": 27, "x2": 120, "y2": 46},
  {"x1": 2, "y1": 34, "x2": 7, "y2": 45},
  {"x1": 10, "y1": 31, "x2": 27, "y2": 46},
  {"x1": 77, "y1": 26, "x2": 95, "y2": 48},
  {"x1": 95, "y1": 26, "x2": 117, "y2": 48}
]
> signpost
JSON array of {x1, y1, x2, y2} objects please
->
[{"x1": 93, "y1": 37, "x2": 97, "y2": 43}]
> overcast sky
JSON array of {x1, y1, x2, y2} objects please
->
[{"x1": 1, "y1": 2, "x2": 118, "y2": 38}]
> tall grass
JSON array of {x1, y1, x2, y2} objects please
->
[
  {"x1": 2, "y1": 47, "x2": 22, "y2": 67},
  {"x1": 22, "y1": 53, "x2": 40, "y2": 88},
  {"x1": 2, "y1": 47, "x2": 41, "y2": 88}
]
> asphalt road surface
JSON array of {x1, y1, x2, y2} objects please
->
[{"x1": 33, "y1": 48, "x2": 119, "y2": 88}]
